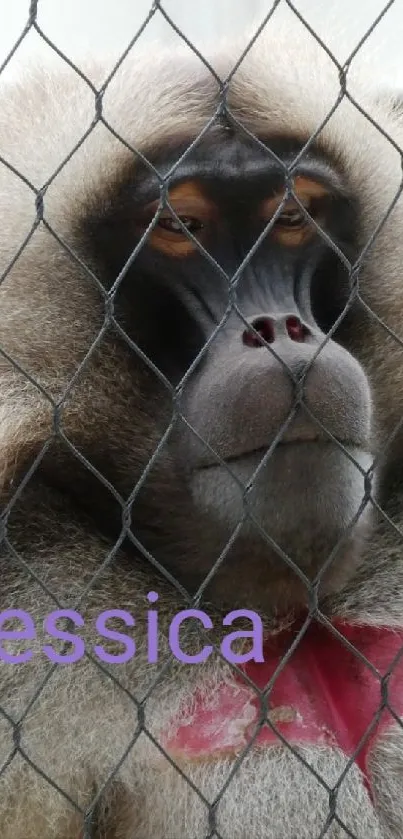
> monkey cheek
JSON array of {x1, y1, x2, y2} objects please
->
[{"x1": 190, "y1": 443, "x2": 374, "y2": 590}]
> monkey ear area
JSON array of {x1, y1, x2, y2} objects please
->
[{"x1": 162, "y1": 617, "x2": 403, "y2": 795}]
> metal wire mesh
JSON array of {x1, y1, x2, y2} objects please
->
[{"x1": 0, "y1": 1, "x2": 402, "y2": 837}]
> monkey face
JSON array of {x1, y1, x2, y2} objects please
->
[{"x1": 76, "y1": 129, "x2": 374, "y2": 612}]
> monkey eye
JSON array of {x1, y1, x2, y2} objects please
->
[
  {"x1": 276, "y1": 207, "x2": 307, "y2": 228},
  {"x1": 268, "y1": 196, "x2": 323, "y2": 246},
  {"x1": 262, "y1": 178, "x2": 329, "y2": 246},
  {"x1": 158, "y1": 216, "x2": 204, "y2": 234}
]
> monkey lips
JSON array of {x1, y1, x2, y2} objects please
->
[{"x1": 163, "y1": 619, "x2": 403, "y2": 792}]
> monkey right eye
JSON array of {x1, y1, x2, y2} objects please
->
[{"x1": 158, "y1": 216, "x2": 204, "y2": 234}]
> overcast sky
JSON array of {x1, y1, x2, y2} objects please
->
[{"x1": 0, "y1": 0, "x2": 402, "y2": 89}]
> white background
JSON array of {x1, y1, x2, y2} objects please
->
[{"x1": 0, "y1": 1, "x2": 402, "y2": 87}]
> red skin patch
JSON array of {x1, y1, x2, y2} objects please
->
[{"x1": 163, "y1": 619, "x2": 403, "y2": 790}]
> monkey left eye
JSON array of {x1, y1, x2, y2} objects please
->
[
  {"x1": 158, "y1": 216, "x2": 204, "y2": 235},
  {"x1": 268, "y1": 196, "x2": 320, "y2": 246},
  {"x1": 276, "y1": 208, "x2": 307, "y2": 228}
]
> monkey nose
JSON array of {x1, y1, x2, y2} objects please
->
[{"x1": 242, "y1": 314, "x2": 311, "y2": 347}]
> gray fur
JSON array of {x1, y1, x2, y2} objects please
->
[{"x1": 0, "y1": 14, "x2": 403, "y2": 838}]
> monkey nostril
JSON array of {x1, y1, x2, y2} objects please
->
[
  {"x1": 243, "y1": 315, "x2": 311, "y2": 347},
  {"x1": 285, "y1": 315, "x2": 310, "y2": 343},
  {"x1": 243, "y1": 316, "x2": 275, "y2": 347}
]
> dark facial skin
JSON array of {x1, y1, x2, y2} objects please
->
[
  {"x1": 67, "y1": 128, "x2": 373, "y2": 614},
  {"x1": 96, "y1": 132, "x2": 359, "y2": 381}
]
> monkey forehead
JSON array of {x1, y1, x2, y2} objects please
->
[
  {"x1": 129, "y1": 131, "x2": 345, "y2": 207},
  {"x1": 2, "y1": 21, "x2": 396, "y2": 245}
]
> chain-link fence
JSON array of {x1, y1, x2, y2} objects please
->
[{"x1": 0, "y1": 1, "x2": 403, "y2": 837}]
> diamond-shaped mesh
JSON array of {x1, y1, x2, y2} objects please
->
[{"x1": 0, "y1": 2, "x2": 403, "y2": 838}]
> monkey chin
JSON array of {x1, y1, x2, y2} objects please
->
[{"x1": 191, "y1": 442, "x2": 374, "y2": 614}]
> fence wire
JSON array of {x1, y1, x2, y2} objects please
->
[{"x1": 0, "y1": 1, "x2": 402, "y2": 838}]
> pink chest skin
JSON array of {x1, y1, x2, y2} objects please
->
[{"x1": 163, "y1": 620, "x2": 403, "y2": 789}]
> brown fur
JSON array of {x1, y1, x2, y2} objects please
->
[{"x1": 0, "y1": 13, "x2": 403, "y2": 838}]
